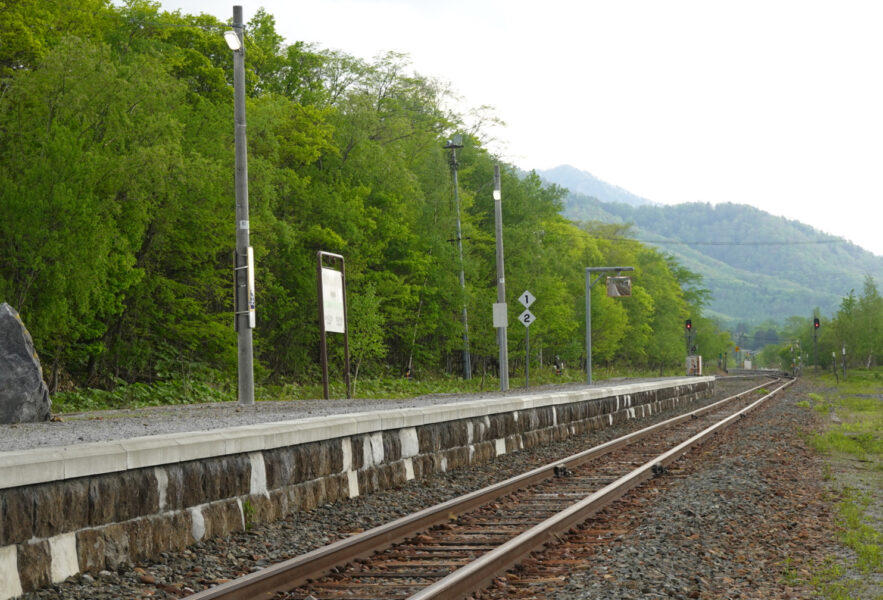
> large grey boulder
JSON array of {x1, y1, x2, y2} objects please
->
[{"x1": 0, "y1": 303, "x2": 51, "y2": 423}]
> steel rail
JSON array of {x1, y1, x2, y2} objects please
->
[
  {"x1": 186, "y1": 378, "x2": 779, "y2": 600},
  {"x1": 409, "y1": 378, "x2": 795, "y2": 599}
]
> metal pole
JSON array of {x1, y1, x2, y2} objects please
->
[
  {"x1": 232, "y1": 5, "x2": 254, "y2": 406},
  {"x1": 525, "y1": 326, "x2": 530, "y2": 388},
  {"x1": 493, "y1": 165, "x2": 508, "y2": 391},
  {"x1": 447, "y1": 138, "x2": 471, "y2": 379},
  {"x1": 585, "y1": 269, "x2": 592, "y2": 385},
  {"x1": 317, "y1": 254, "x2": 329, "y2": 400},
  {"x1": 585, "y1": 266, "x2": 634, "y2": 385},
  {"x1": 341, "y1": 258, "x2": 352, "y2": 398}
]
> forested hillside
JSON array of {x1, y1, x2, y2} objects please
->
[
  {"x1": 0, "y1": 1, "x2": 731, "y2": 393},
  {"x1": 544, "y1": 169, "x2": 883, "y2": 325}
]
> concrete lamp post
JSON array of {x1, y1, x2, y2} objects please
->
[{"x1": 227, "y1": 6, "x2": 254, "y2": 406}]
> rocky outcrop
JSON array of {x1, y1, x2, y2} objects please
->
[{"x1": 0, "y1": 303, "x2": 51, "y2": 423}]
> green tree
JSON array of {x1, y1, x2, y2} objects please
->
[{"x1": 347, "y1": 282, "x2": 387, "y2": 393}]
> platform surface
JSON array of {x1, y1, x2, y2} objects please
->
[{"x1": 0, "y1": 377, "x2": 714, "y2": 489}]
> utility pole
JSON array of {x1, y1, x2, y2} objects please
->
[
  {"x1": 445, "y1": 135, "x2": 471, "y2": 379},
  {"x1": 226, "y1": 6, "x2": 254, "y2": 405},
  {"x1": 492, "y1": 165, "x2": 509, "y2": 391}
]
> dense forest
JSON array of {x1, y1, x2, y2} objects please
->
[
  {"x1": 754, "y1": 275, "x2": 883, "y2": 373},
  {"x1": 0, "y1": 0, "x2": 733, "y2": 394}
]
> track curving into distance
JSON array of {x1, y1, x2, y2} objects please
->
[{"x1": 188, "y1": 377, "x2": 792, "y2": 600}]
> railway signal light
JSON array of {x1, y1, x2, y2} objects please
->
[
  {"x1": 813, "y1": 318, "x2": 820, "y2": 329},
  {"x1": 685, "y1": 319, "x2": 692, "y2": 330}
]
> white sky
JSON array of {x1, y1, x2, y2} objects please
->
[{"x1": 159, "y1": 0, "x2": 883, "y2": 255}]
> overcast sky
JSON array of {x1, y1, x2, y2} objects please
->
[{"x1": 159, "y1": 0, "x2": 883, "y2": 255}]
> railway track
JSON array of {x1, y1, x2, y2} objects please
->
[{"x1": 188, "y1": 377, "x2": 791, "y2": 600}]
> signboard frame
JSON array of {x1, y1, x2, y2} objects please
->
[{"x1": 316, "y1": 251, "x2": 351, "y2": 399}]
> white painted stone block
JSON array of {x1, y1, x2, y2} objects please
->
[
  {"x1": 154, "y1": 467, "x2": 168, "y2": 511},
  {"x1": 466, "y1": 421, "x2": 474, "y2": 444},
  {"x1": 236, "y1": 498, "x2": 246, "y2": 531},
  {"x1": 368, "y1": 432, "x2": 384, "y2": 466},
  {"x1": 403, "y1": 458, "x2": 415, "y2": 481},
  {"x1": 347, "y1": 471, "x2": 359, "y2": 498},
  {"x1": 249, "y1": 452, "x2": 268, "y2": 497},
  {"x1": 399, "y1": 427, "x2": 419, "y2": 459},
  {"x1": 49, "y1": 532, "x2": 78, "y2": 583},
  {"x1": 341, "y1": 439, "x2": 353, "y2": 472},
  {"x1": 0, "y1": 545, "x2": 22, "y2": 600},
  {"x1": 494, "y1": 438, "x2": 506, "y2": 456},
  {"x1": 190, "y1": 506, "x2": 206, "y2": 541}
]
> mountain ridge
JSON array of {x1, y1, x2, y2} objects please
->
[
  {"x1": 538, "y1": 165, "x2": 883, "y2": 325},
  {"x1": 536, "y1": 165, "x2": 656, "y2": 208}
]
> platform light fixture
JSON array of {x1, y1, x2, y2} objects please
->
[{"x1": 224, "y1": 29, "x2": 242, "y2": 51}]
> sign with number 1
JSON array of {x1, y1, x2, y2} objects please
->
[{"x1": 519, "y1": 290, "x2": 535, "y2": 308}]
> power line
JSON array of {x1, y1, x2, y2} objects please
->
[
  {"x1": 644, "y1": 240, "x2": 842, "y2": 246},
  {"x1": 602, "y1": 237, "x2": 844, "y2": 247}
]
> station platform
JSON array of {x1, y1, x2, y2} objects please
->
[{"x1": 0, "y1": 376, "x2": 713, "y2": 598}]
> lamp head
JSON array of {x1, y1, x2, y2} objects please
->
[{"x1": 224, "y1": 30, "x2": 242, "y2": 51}]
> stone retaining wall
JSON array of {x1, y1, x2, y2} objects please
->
[{"x1": 0, "y1": 378, "x2": 712, "y2": 597}]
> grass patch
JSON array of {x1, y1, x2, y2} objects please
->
[
  {"x1": 837, "y1": 488, "x2": 883, "y2": 573},
  {"x1": 53, "y1": 378, "x2": 235, "y2": 412},
  {"x1": 51, "y1": 366, "x2": 606, "y2": 413},
  {"x1": 798, "y1": 369, "x2": 883, "y2": 599}
]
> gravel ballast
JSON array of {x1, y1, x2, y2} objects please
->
[
  {"x1": 542, "y1": 377, "x2": 835, "y2": 599},
  {"x1": 17, "y1": 377, "x2": 845, "y2": 599}
]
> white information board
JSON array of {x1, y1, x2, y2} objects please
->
[
  {"x1": 322, "y1": 267, "x2": 346, "y2": 333},
  {"x1": 493, "y1": 302, "x2": 508, "y2": 327}
]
